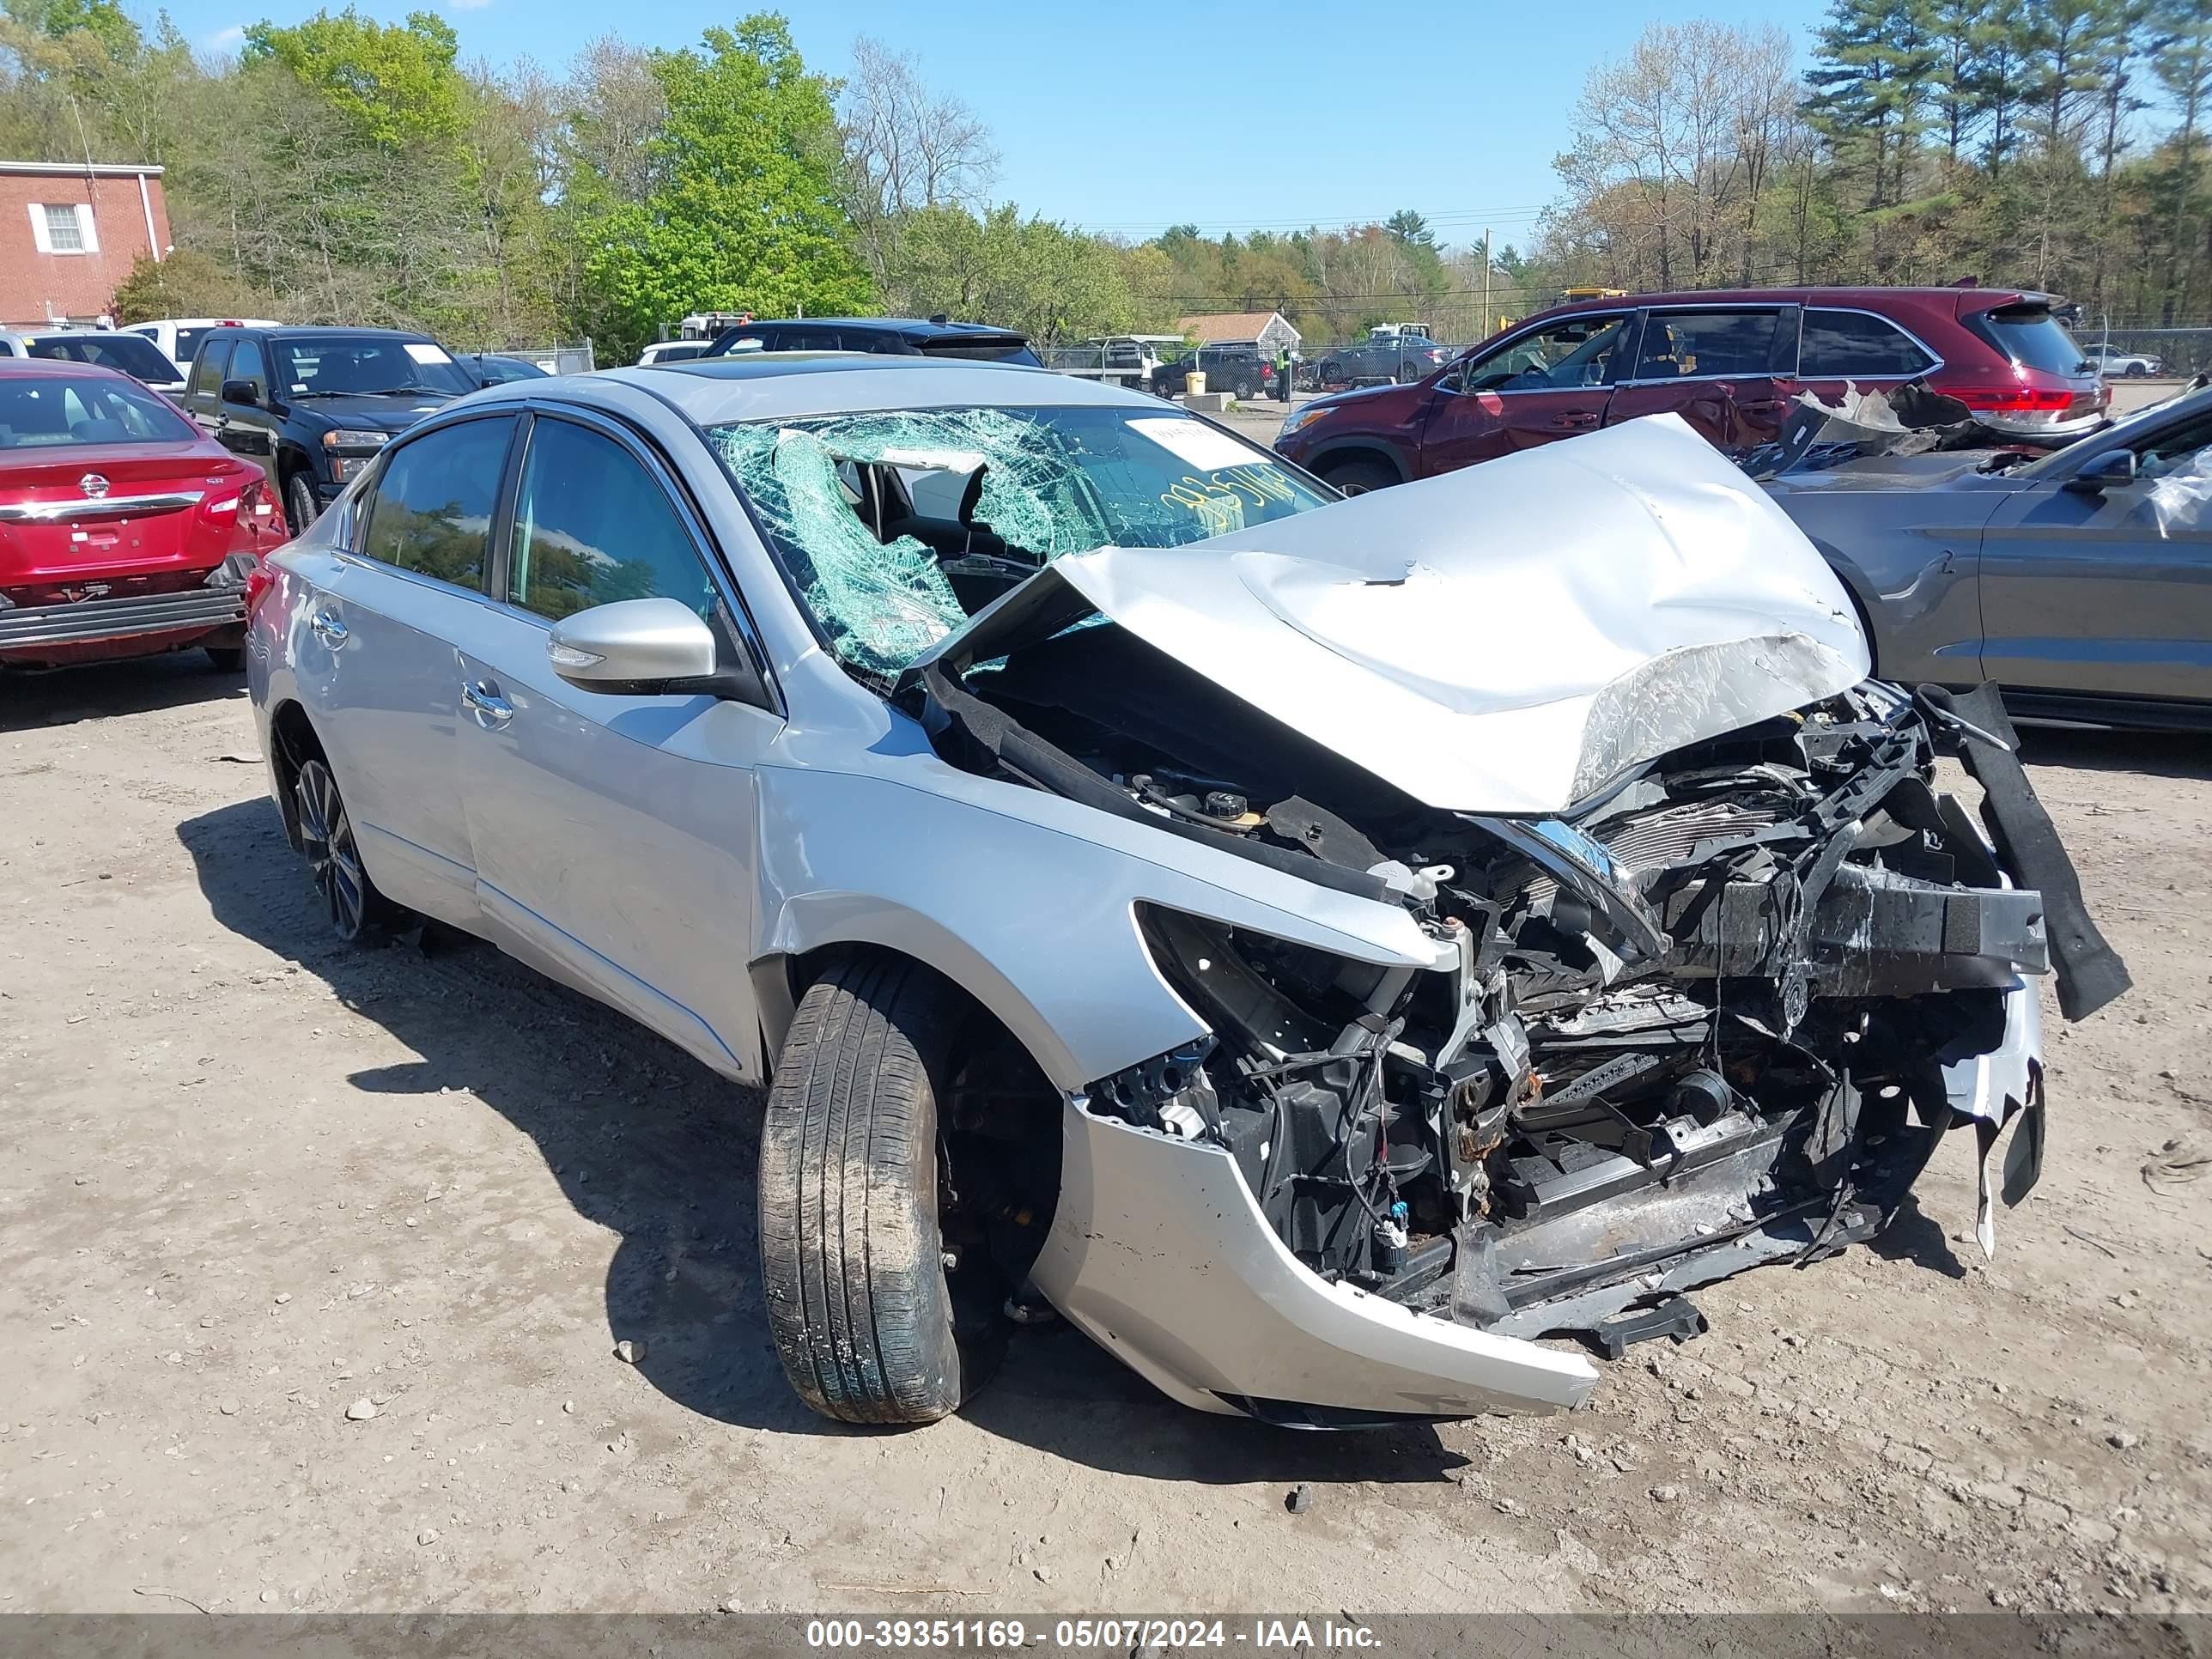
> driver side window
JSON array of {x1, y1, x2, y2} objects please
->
[
  {"x1": 2136, "y1": 415, "x2": 2212, "y2": 480},
  {"x1": 1460, "y1": 313, "x2": 1631, "y2": 393},
  {"x1": 507, "y1": 418, "x2": 720, "y2": 623}
]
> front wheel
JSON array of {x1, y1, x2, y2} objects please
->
[
  {"x1": 285, "y1": 471, "x2": 319, "y2": 532},
  {"x1": 759, "y1": 955, "x2": 998, "y2": 1425},
  {"x1": 1320, "y1": 457, "x2": 1398, "y2": 496},
  {"x1": 2125, "y1": 362, "x2": 2148, "y2": 378}
]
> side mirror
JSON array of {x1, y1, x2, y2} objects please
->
[
  {"x1": 220, "y1": 378, "x2": 260, "y2": 406},
  {"x1": 2065, "y1": 448, "x2": 2137, "y2": 493},
  {"x1": 547, "y1": 597, "x2": 723, "y2": 693}
]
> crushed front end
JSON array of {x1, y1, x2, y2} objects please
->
[{"x1": 914, "y1": 623, "x2": 2124, "y2": 1419}]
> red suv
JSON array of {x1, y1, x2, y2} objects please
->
[{"x1": 1273, "y1": 286, "x2": 2107, "y2": 492}]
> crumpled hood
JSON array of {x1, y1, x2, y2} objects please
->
[{"x1": 979, "y1": 414, "x2": 1869, "y2": 816}]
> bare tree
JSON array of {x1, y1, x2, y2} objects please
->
[
  {"x1": 839, "y1": 34, "x2": 997, "y2": 286},
  {"x1": 564, "y1": 34, "x2": 666, "y2": 205},
  {"x1": 1550, "y1": 21, "x2": 1798, "y2": 290}
]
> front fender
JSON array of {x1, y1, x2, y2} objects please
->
[{"x1": 749, "y1": 759, "x2": 1447, "y2": 1089}]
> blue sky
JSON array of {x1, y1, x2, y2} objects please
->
[{"x1": 180, "y1": 0, "x2": 1827, "y2": 254}]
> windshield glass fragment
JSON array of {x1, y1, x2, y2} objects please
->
[{"x1": 706, "y1": 405, "x2": 1332, "y2": 676}]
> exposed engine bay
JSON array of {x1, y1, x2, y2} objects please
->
[{"x1": 905, "y1": 612, "x2": 2126, "y2": 1364}]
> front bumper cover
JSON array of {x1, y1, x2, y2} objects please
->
[{"x1": 1032, "y1": 976, "x2": 2045, "y2": 1425}]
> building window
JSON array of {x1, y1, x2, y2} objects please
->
[{"x1": 29, "y1": 203, "x2": 97, "y2": 255}]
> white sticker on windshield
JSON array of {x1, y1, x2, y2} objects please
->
[
  {"x1": 1129, "y1": 416, "x2": 1267, "y2": 472},
  {"x1": 877, "y1": 446, "x2": 988, "y2": 474},
  {"x1": 404, "y1": 343, "x2": 453, "y2": 366}
]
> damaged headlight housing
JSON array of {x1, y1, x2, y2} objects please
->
[{"x1": 1136, "y1": 904, "x2": 1412, "y2": 1062}]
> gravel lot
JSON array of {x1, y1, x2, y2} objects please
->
[{"x1": 3, "y1": 649, "x2": 2209, "y2": 1620}]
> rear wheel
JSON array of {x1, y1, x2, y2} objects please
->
[
  {"x1": 1319, "y1": 457, "x2": 1398, "y2": 496},
  {"x1": 293, "y1": 755, "x2": 386, "y2": 942},
  {"x1": 285, "y1": 471, "x2": 319, "y2": 532},
  {"x1": 1233, "y1": 375, "x2": 1255, "y2": 400},
  {"x1": 759, "y1": 955, "x2": 1000, "y2": 1425}
]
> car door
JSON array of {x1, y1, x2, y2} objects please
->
[
  {"x1": 452, "y1": 409, "x2": 781, "y2": 1083},
  {"x1": 183, "y1": 336, "x2": 231, "y2": 439},
  {"x1": 294, "y1": 411, "x2": 520, "y2": 927},
  {"x1": 1418, "y1": 310, "x2": 1632, "y2": 475},
  {"x1": 213, "y1": 335, "x2": 281, "y2": 485},
  {"x1": 1978, "y1": 407, "x2": 2212, "y2": 701},
  {"x1": 1604, "y1": 306, "x2": 1796, "y2": 452}
]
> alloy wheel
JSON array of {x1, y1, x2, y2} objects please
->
[{"x1": 295, "y1": 757, "x2": 370, "y2": 940}]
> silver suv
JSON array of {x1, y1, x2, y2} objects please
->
[{"x1": 249, "y1": 362, "x2": 2110, "y2": 1428}]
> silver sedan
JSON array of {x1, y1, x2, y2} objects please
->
[{"x1": 248, "y1": 362, "x2": 2106, "y2": 1427}]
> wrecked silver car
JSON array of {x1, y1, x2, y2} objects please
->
[{"x1": 247, "y1": 358, "x2": 2122, "y2": 1427}]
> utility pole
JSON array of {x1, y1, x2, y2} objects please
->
[{"x1": 1480, "y1": 228, "x2": 1491, "y2": 337}]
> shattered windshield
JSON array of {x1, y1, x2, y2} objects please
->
[{"x1": 706, "y1": 404, "x2": 1332, "y2": 676}]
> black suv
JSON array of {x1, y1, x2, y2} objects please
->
[
  {"x1": 702, "y1": 316, "x2": 1039, "y2": 364},
  {"x1": 179, "y1": 326, "x2": 475, "y2": 527}
]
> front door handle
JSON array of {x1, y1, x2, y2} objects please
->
[
  {"x1": 309, "y1": 609, "x2": 347, "y2": 647},
  {"x1": 1551, "y1": 410, "x2": 1601, "y2": 430},
  {"x1": 462, "y1": 680, "x2": 514, "y2": 725}
]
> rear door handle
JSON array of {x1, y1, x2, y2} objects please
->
[
  {"x1": 309, "y1": 609, "x2": 347, "y2": 647},
  {"x1": 462, "y1": 679, "x2": 513, "y2": 725}
]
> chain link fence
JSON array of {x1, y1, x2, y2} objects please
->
[{"x1": 2081, "y1": 326, "x2": 2212, "y2": 376}]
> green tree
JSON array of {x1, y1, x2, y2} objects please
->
[
  {"x1": 1804, "y1": 0, "x2": 1940, "y2": 210},
  {"x1": 244, "y1": 9, "x2": 465, "y2": 150},
  {"x1": 575, "y1": 15, "x2": 874, "y2": 357}
]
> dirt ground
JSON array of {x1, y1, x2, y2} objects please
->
[{"x1": 2, "y1": 654, "x2": 2209, "y2": 1620}]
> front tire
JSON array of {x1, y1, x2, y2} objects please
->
[
  {"x1": 285, "y1": 471, "x2": 319, "y2": 532},
  {"x1": 1320, "y1": 457, "x2": 1398, "y2": 496},
  {"x1": 760, "y1": 956, "x2": 994, "y2": 1425}
]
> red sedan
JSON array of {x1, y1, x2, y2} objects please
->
[{"x1": 0, "y1": 359, "x2": 286, "y2": 672}]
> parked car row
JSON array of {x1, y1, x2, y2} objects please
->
[{"x1": 7, "y1": 298, "x2": 2164, "y2": 1437}]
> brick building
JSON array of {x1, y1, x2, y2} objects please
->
[{"x1": 0, "y1": 161, "x2": 170, "y2": 330}]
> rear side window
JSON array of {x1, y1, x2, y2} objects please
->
[
  {"x1": 362, "y1": 416, "x2": 514, "y2": 592},
  {"x1": 1633, "y1": 310, "x2": 1783, "y2": 379},
  {"x1": 507, "y1": 418, "x2": 718, "y2": 623},
  {"x1": 1800, "y1": 310, "x2": 1937, "y2": 377},
  {"x1": 190, "y1": 337, "x2": 232, "y2": 398},
  {"x1": 1972, "y1": 306, "x2": 2092, "y2": 376},
  {"x1": 922, "y1": 338, "x2": 1038, "y2": 365},
  {"x1": 27, "y1": 333, "x2": 181, "y2": 383},
  {"x1": 173, "y1": 327, "x2": 207, "y2": 366}
]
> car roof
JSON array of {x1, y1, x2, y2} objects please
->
[
  {"x1": 0, "y1": 356, "x2": 138, "y2": 378},
  {"x1": 733, "y1": 317, "x2": 1026, "y2": 341},
  {"x1": 588, "y1": 353, "x2": 1143, "y2": 424},
  {"x1": 1533, "y1": 285, "x2": 2044, "y2": 318},
  {"x1": 251, "y1": 325, "x2": 441, "y2": 340}
]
